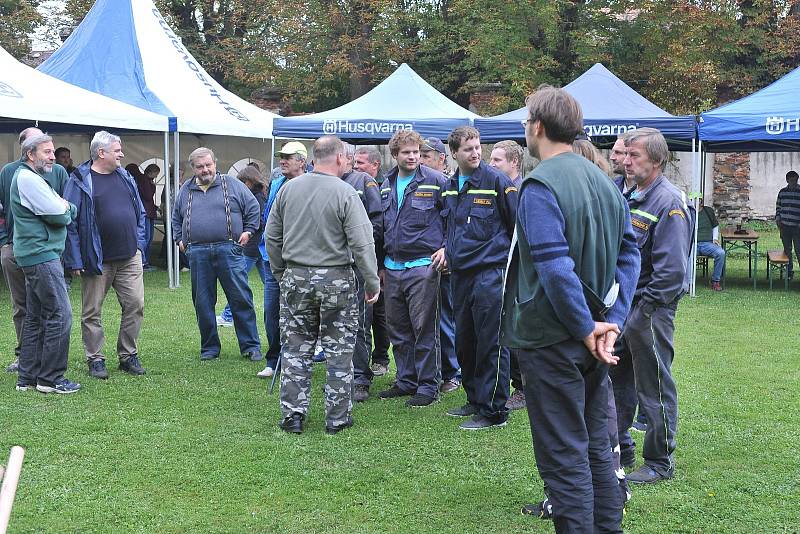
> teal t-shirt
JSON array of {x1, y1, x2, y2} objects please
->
[
  {"x1": 458, "y1": 174, "x2": 471, "y2": 192},
  {"x1": 397, "y1": 173, "x2": 415, "y2": 208}
]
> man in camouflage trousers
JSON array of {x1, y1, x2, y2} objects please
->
[{"x1": 266, "y1": 135, "x2": 380, "y2": 435}]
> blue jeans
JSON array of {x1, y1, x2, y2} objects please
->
[
  {"x1": 439, "y1": 273, "x2": 461, "y2": 382},
  {"x1": 263, "y1": 263, "x2": 281, "y2": 368},
  {"x1": 220, "y1": 255, "x2": 267, "y2": 321},
  {"x1": 186, "y1": 241, "x2": 261, "y2": 357},
  {"x1": 696, "y1": 241, "x2": 725, "y2": 282},
  {"x1": 142, "y1": 218, "x2": 155, "y2": 266}
]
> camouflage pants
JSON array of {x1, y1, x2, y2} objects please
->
[{"x1": 278, "y1": 266, "x2": 358, "y2": 428}]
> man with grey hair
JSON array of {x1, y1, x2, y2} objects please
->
[
  {"x1": 611, "y1": 127, "x2": 693, "y2": 484},
  {"x1": 173, "y1": 147, "x2": 261, "y2": 362},
  {"x1": 267, "y1": 134, "x2": 379, "y2": 434},
  {"x1": 10, "y1": 134, "x2": 80, "y2": 393},
  {"x1": 0, "y1": 127, "x2": 69, "y2": 374},
  {"x1": 63, "y1": 131, "x2": 148, "y2": 379}
]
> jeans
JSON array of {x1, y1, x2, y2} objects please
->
[
  {"x1": 142, "y1": 218, "x2": 155, "y2": 266},
  {"x1": 696, "y1": 241, "x2": 725, "y2": 282},
  {"x1": 780, "y1": 225, "x2": 800, "y2": 275},
  {"x1": 185, "y1": 241, "x2": 261, "y2": 357},
  {"x1": 220, "y1": 255, "x2": 268, "y2": 322},
  {"x1": 439, "y1": 273, "x2": 461, "y2": 382},
  {"x1": 18, "y1": 259, "x2": 73, "y2": 387},
  {"x1": 264, "y1": 262, "x2": 281, "y2": 369},
  {"x1": 1, "y1": 244, "x2": 26, "y2": 358}
]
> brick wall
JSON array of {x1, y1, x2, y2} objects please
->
[{"x1": 712, "y1": 152, "x2": 752, "y2": 223}]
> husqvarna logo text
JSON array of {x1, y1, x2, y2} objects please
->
[
  {"x1": 321, "y1": 120, "x2": 413, "y2": 135},
  {"x1": 766, "y1": 116, "x2": 800, "y2": 135}
]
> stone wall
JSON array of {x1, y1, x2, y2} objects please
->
[{"x1": 712, "y1": 152, "x2": 751, "y2": 223}]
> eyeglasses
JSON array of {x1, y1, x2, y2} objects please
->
[{"x1": 520, "y1": 119, "x2": 532, "y2": 128}]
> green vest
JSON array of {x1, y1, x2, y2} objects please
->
[{"x1": 500, "y1": 153, "x2": 626, "y2": 349}]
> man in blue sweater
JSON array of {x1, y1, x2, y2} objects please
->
[{"x1": 501, "y1": 85, "x2": 640, "y2": 533}]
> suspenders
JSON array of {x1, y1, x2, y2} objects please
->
[{"x1": 185, "y1": 173, "x2": 233, "y2": 244}]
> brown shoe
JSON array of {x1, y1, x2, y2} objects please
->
[
  {"x1": 506, "y1": 389, "x2": 526, "y2": 410},
  {"x1": 710, "y1": 281, "x2": 723, "y2": 291}
]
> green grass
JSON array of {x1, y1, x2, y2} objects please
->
[{"x1": 1, "y1": 230, "x2": 798, "y2": 533}]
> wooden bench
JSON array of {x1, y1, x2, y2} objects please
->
[{"x1": 766, "y1": 250, "x2": 790, "y2": 290}]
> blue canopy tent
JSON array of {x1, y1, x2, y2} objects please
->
[
  {"x1": 699, "y1": 65, "x2": 800, "y2": 152},
  {"x1": 474, "y1": 63, "x2": 696, "y2": 148},
  {"x1": 273, "y1": 63, "x2": 480, "y2": 142}
]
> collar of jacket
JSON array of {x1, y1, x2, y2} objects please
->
[
  {"x1": 630, "y1": 174, "x2": 667, "y2": 203},
  {"x1": 73, "y1": 160, "x2": 135, "y2": 194},
  {"x1": 449, "y1": 160, "x2": 491, "y2": 189},
  {"x1": 188, "y1": 173, "x2": 222, "y2": 190},
  {"x1": 386, "y1": 163, "x2": 442, "y2": 185}
]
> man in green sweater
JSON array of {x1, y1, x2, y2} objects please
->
[
  {"x1": 0, "y1": 127, "x2": 69, "y2": 373},
  {"x1": 10, "y1": 134, "x2": 80, "y2": 394}
]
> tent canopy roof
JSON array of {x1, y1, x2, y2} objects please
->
[
  {"x1": 274, "y1": 63, "x2": 479, "y2": 141},
  {"x1": 0, "y1": 45, "x2": 167, "y2": 133},
  {"x1": 475, "y1": 63, "x2": 695, "y2": 144},
  {"x1": 699, "y1": 65, "x2": 800, "y2": 151},
  {"x1": 39, "y1": 0, "x2": 276, "y2": 138}
]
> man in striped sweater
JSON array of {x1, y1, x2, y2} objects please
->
[{"x1": 776, "y1": 170, "x2": 800, "y2": 280}]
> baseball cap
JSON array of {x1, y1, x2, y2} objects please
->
[
  {"x1": 275, "y1": 141, "x2": 308, "y2": 159},
  {"x1": 422, "y1": 137, "x2": 446, "y2": 154}
]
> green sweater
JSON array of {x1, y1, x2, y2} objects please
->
[
  {"x1": 0, "y1": 159, "x2": 68, "y2": 246},
  {"x1": 9, "y1": 164, "x2": 76, "y2": 267}
]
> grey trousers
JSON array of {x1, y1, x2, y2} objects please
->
[
  {"x1": 1, "y1": 244, "x2": 27, "y2": 358},
  {"x1": 79, "y1": 252, "x2": 145, "y2": 361}
]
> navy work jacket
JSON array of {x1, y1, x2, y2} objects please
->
[
  {"x1": 380, "y1": 164, "x2": 447, "y2": 264},
  {"x1": 443, "y1": 161, "x2": 517, "y2": 272}
]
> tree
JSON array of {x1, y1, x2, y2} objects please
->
[{"x1": 0, "y1": 0, "x2": 42, "y2": 59}]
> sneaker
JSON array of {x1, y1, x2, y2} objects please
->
[
  {"x1": 405, "y1": 393, "x2": 437, "y2": 407},
  {"x1": 710, "y1": 281, "x2": 722, "y2": 291},
  {"x1": 627, "y1": 465, "x2": 673, "y2": 484},
  {"x1": 446, "y1": 403, "x2": 478, "y2": 417},
  {"x1": 243, "y1": 351, "x2": 263, "y2": 362},
  {"x1": 631, "y1": 420, "x2": 648, "y2": 433},
  {"x1": 216, "y1": 315, "x2": 233, "y2": 327},
  {"x1": 257, "y1": 366, "x2": 274, "y2": 378},
  {"x1": 354, "y1": 384, "x2": 370, "y2": 402},
  {"x1": 521, "y1": 498, "x2": 553, "y2": 520},
  {"x1": 15, "y1": 381, "x2": 35, "y2": 391},
  {"x1": 620, "y1": 448, "x2": 636, "y2": 469},
  {"x1": 200, "y1": 352, "x2": 220, "y2": 361},
  {"x1": 279, "y1": 412, "x2": 304, "y2": 434},
  {"x1": 440, "y1": 377, "x2": 461, "y2": 393},
  {"x1": 370, "y1": 362, "x2": 389, "y2": 376},
  {"x1": 142, "y1": 265, "x2": 157, "y2": 272},
  {"x1": 88, "y1": 359, "x2": 109, "y2": 379},
  {"x1": 180, "y1": 267, "x2": 190, "y2": 272},
  {"x1": 312, "y1": 347, "x2": 326, "y2": 363},
  {"x1": 6, "y1": 359, "x2": 19, "y2": 373},
  {"x1": 378, "y1": 384, "x2": 413, "y2": 399},
  {"x1": 325, "y1": 417, "x2": 354, "y2": 435},
  {"x1": 459, "y1": 414, "x2": 507, "y2": 430},
  {"x1": 506, "y1": 389, "x2": 527, "y2": 410},
  {"x1": 36, "y1": 378, "x2": 81, "y2": 394},
  {"x1": 119, "y1": 355, "x2": 146, "y2": 375}
]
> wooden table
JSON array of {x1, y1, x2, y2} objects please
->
[{"x1": 721, "y1": 228, "x2": 759, "y2": 289}]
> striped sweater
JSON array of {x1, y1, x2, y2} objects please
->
[{"x1": 776, "y1": 185, "x2": 800, "y2": 227}]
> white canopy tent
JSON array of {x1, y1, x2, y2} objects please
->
[{"x1": 40, "y1": 0, "x2": 280, "y2": 287}]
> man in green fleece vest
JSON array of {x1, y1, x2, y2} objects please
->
[
  {"x1": 10, "y1": 134, "x2": 80, "y2": 394},
  {"x1": 501, "y1": 85, "x2": 640, "y2": 533}
]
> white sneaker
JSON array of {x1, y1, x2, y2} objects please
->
[
  {"x1": 216, "y1": 315, "x2": 233, "y2": 327},
  {"x1": 257, "y1": 366, "x2": 274, "y2": 378}
]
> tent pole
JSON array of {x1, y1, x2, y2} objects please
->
[
  {"x1": 690, "y1": 137, "x2": 698, "y2": 297},
  {"x1": 164, "y1": 131, "x2": 174, "y2": 289},
  {"x1": 173, "y1": 131, "x2": 181, "y2": 287}
]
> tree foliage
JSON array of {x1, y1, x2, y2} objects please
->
[
  {"x1": 16, "y1": 0, "x2": 800, "y2": 115},
  {"x1": 0, "y1": 0, "x2": 42, "y2": 59}
]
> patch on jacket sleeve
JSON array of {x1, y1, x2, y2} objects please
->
[
  {"x1": 473, "y1": 198, "x2": 492, "y2": 206},
  {"x1": 631, "y1": 218, "x2": 649, "y2": 231},
  {"x1": 668, "y1": 209, "x2": 686, "y2": 219},
  {"x1": 504, "y1": 186, "x2": 517, "y2": 195}
]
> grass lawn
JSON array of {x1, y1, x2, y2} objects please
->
[{"x1": 1, "y1": 228, "x2": 798, "y2": 533}]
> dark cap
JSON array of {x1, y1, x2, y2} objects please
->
[{"x1": 421, "y1": 137, "x2": 446, "y2": 154}]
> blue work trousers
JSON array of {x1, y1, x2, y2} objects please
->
[
  {"x1": 439, "y1": 273, "x2": 461, "y2": 382},
  {"x1": 452, "y1": 267, "x2": 509, "y2": 422},
  {"x1": 186, "y1": 241, "x2": 261, "y2": 357},
  {"x1": 519, "y1": 340, "x2": 623, "y2": 534}
]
